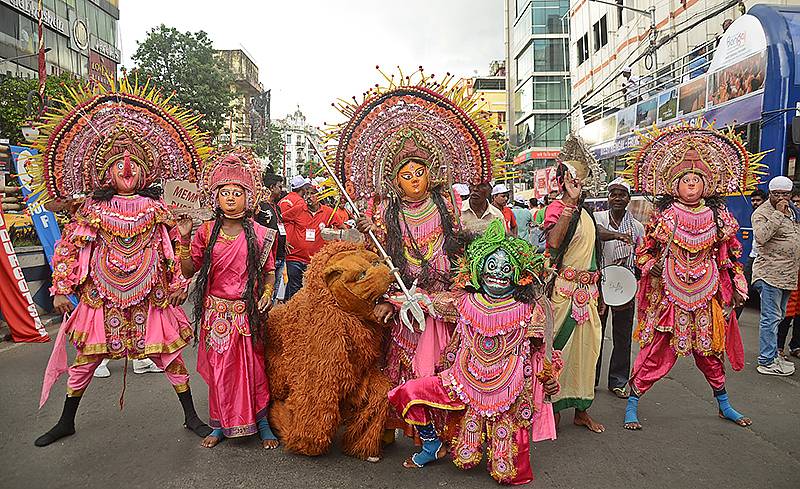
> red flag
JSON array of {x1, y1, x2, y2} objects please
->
[{"x1": 0, "y1": 208, "x2": 49, "y2": 342}]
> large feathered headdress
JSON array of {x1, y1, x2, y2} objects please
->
[
  {"x1": 29, "y1": 76, "x2": 210, "y2": 204},
  {"x1": 621, "y1": 120, "x2": 766, "y2": 197},
  {"x1": 324, "y1": 67, "x2": 499, "y2": 202}
]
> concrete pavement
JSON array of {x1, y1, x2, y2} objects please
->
[{"x1": 1, "y1": 308, "x2": 798, "y2": 489}]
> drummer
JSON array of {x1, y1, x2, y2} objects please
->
[{"x1": 593, "y1": 177, "x2": 645, "y2": 398}]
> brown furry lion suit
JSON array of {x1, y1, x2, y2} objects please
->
[{"x1": 266, "y1": 241, "x2": 394, "y2": 460}]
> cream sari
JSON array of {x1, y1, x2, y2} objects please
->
[{"x1": 549, "y1": 209, "x2": 602, "y2": 413}]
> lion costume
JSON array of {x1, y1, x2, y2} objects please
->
[{"x1": 266, "y1": 241, "x2": 394, "y2": 460}]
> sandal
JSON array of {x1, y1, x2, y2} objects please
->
[
  {"x1": 790, "y1": 348, "x2": 800, "y2": 358},
  {"x1": 610, "y1": 387, "x2": 629, "y2": 399}
]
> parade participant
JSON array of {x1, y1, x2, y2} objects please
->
[
  {"x1": 331, "y1": 68, "x2": 496, "y2": 436},
  {"x1": 593, "y1": 177, "x2": 644, "y2": 398},
  {"x1": 491, "y1": 183, "x2": 517, "y2": 235},
  {"x1": 753, "y1": 175, "x2": 800, "y2": 376},
  {"x1": 621, "y1": 123, "x2": 763, "y2": 429},
  {"x1": 280, "y1": 177, "x2": 346, "y2": 299},
  {"x1": 388, "y1": 219, "x2": 560, "y2": 485},
  {"x1": 462, "y1": 181, "x2": 504, "y2": 233},
  {"x1": 256, "y1": 173, "x2": 287, "y2": 301},
  {"x1": 177, "y1": 148, "x2": 279, "y2": 449},
  {"x1": 33, "y1": 79, "x2": 212, "y2": 446},
  {"x1": 544, "y1": 134, "x2": 612, "y2": 433},
  {"x1": 512, "y1": 196, "x2": 533, "y2": 243}
]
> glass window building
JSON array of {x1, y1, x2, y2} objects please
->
[
  {"x1": 506, "y1": 0, "x2": 571, "y2": 168},
  {"x1": 0, "y1": 0, "x2": 120, "y2": 84}
]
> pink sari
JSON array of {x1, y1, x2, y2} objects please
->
[{"x1": 191, "y1": 222, "x2": 276, "y2": 437}]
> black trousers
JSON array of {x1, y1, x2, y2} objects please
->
[
  {"x1": 595, "y1": 302, "x2": 635, "y2": 389},
  {"x1": 778, "y1": 315, "x2": 800, "y2": 352}
]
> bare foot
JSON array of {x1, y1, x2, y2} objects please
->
[
  {"x1": 402, "y1": 444, "x2": 447, "y2": 468},
  {"x1": 719, "y1": 412, "x2": 752, "y2": 427},
  {"x1": 574, "y1": 410, "x2": 605, "y2": 433},
  {"x1": 624, "y1": 421, "x2": 642, "y2": 430},
  {"x1": 554, "y1": 412, "x2": 561, "y2": 429},
  {"x1": 262, "y1": 438, "x2": 279, "y2": 449},
  {"x1": 201, "y1": 434, "x2": 223, "y2": 448}
]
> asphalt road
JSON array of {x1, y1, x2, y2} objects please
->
[{"x1": 1, "y1": 308, "x2": 798, "y2": 489}]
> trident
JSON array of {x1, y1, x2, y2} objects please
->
[{"x1": 306, "y1": 137, "x2": 430, "y2": 330}]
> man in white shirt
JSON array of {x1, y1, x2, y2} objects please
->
[
  {"x1": 461, "y1": 182, "x2": 504, "y2": 233},
  {"x1": 593, "y1": 178, "x2": 645, "y2": 398}
]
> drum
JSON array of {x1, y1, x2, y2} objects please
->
[{"x1": 600, "y1": 265, "x2": 637, "y2": 307}]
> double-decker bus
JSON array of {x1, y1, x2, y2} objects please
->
[{"x1": 576, "y1": 4, "x2": 800, "y2": 259}]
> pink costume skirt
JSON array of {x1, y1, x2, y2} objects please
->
[
  {"x1": 40, "y1": 302, "x2": 192, "y2": 408},
  {"x1": 197, "y1": 295, "x2": 270, "y2": 437}
]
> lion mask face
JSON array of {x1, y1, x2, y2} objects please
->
[{"x1": 323, "y1": 249, "x2": 393, "y2": 321}]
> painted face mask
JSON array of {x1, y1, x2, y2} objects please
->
[
  {"x1": 108, "y1": 152, "x2": 143, "y2": 195},
  {"x1": 395, "y1": 160, "x2": 430, "y2": 201},
  {"x1": 216, "y1": 184, "x2": 247, "y2": 218},
  {"x1": 480, "y1": 248, "x2": 515, "y2": 298}
]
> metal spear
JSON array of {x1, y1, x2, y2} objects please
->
[{"x1": 306, "y1": 137, "x2": 429, "y2": 330}]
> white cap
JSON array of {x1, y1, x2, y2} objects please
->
[
  {"x1": 491, "y1": 183, "x2": 509, "y2": 196},
  {"x1": 290, "y1": 175, "x2": 308, "y2": 190},
  {"x1": 622, "y1": 66, "x2": 632, "y2": 73},
  {"x1": 452, "y1": 183, "x2": 469, "y2": 196},
  {"x1": 514, "y1": 196, "x2": 528, "y2": 206},
  {"x1": 608, "y1": 177, "x2": 631, "y2": 194},
  {"x1": 312, "y1": 176, "x2": 327, "y2": 187},
  {"x1": 769, "y1": 175, "x2": 793, "y2": 192}
]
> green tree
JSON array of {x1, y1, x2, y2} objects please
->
[
  {"x1": 130, "y1": 25, "x2": 234, "y2": 136},
  {"x1": 253, "y1": 123, "x2": 285, "y2": 175},
  {"x1": 0, "y1": 73, "x2": 82, "y2": 145}
]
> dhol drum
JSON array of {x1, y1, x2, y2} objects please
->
[{"x1": 600, "y1": 265, "x2": 637, "y2": 307}]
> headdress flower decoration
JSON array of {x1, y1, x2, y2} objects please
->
[
  {"x1": 324, "y1": 67, "x2": 499, "y2": 203},
  {"x1": 621, "y1": 119, "x2": 766, "y2": 197},
  {"x1": 29, "y1": 75, "x2": 210, "y2": 204}
]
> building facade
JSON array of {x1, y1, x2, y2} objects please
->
[
  {"x1": 569, "y1": 0, "x2": 747, "y2": 114},
  {"x1": 273, "y1": 107, "x2": 322, "y2": 181},
  {"x1": 460, "y1": 62, "x2": 508, "y2": 135},
  {"x1": 0, "y1": 0, "x2": 120, "y2": 85},
  {"x1": 505, "y1": 0, "x2": 572, "y2": 174},
  {"x1": 215, "y1": 48, "x2": 268, "y2": 149},
  {"x1": 568, "y1": 1, "x2": 795, "y2": 184}
]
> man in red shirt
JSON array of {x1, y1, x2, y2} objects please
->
[
  {"x1": 279, "y1": 178, "x2": 345, "y2": 299},
  {"x1": 491, "y1": 183, "x2": 518, "y2": 236}
]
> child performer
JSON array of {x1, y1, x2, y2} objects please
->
[
  {"x1": 388, "y1": 219, "x2": 561, "y2": 485},
  {"x1": 177, "y1": 148, "x2": 280, "y2": 448}
]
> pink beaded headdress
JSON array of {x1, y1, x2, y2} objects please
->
[
  {"x1": 29, "y1": 76, "x2": 210, "y2": 204},
  {"x1": 199, "y1": 147, "x2": 264, "y2": 211},
  {"x1": 622, "y1": 120, "x2": 766, "y2": 197},
  {"x1": 324, "y1": 67, "x2": 499, "y2": 202}
]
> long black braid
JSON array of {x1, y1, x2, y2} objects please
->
[
  {"x1": 191, "y1": 209, "x2": 224, "y2": 345},
  {"x1": 190, "y1": 209, "x2": 266, "y2": 346},
  {"x1": 240, "y1": 213, "x2": 267, "y2": 345},
  {"x1": 384, "y1": 185, "x2": 460, "y2": 290}
]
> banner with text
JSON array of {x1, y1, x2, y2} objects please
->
[{"x1": 0, "y1": 208, "x2": 49, "y2": 342}]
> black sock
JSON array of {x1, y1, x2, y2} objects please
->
[
  {"x1": 177, "y1": 389, "x2": 212, "y2": 438},
  {"x1": 34, "y1": 396, "x2": 81, "y2": 447}
]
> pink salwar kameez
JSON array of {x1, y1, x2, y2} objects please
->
[{"x1": 191, "y1": 221, "x2": 277, "y2": 437}]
